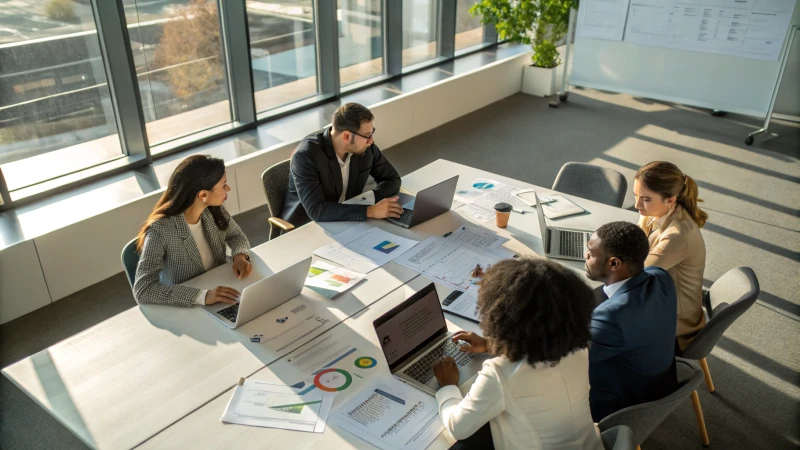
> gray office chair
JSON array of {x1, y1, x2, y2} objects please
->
[
  {"x1": 552, "y1": 162, "x2": 628, "y2": 208},
  {"x1": 121, "y1": 237, "x2": 139, "y2": 289},
  {"x1": 601, "y1": 425, "x2": 637, "y2": 450},
  {"x1": 598, "y1": 359, "x2": 709, "y2": 447},
  {"x1": 261, "y1": 160, "x2": 295, "y2": 241},
  {"x1": 676, "y1": 266, "x2": 760, "y2": 393}
]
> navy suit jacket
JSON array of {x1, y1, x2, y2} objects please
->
[
  {"x1": 589, "y1": 266, "x2": 678, "y2": 421},
  {"x1": 280, "y1": 128, "x2": 401, "y2": 228}
]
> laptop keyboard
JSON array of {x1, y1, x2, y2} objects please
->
[
  {"x1": 558, "y1": 231, "x2": 587, "y2": 258},
  {"x1": 402, "y1": 339, "x2": 475, "y2": 385},
  {"x1": 397, "y1": 208, "x2": 413, "y2": 225},
  {"x1": 217, "y1": 303, "x2": 239, "y2": 322}
]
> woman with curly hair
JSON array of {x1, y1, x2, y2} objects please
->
[{"x1": 432, "y1": 258, "x2": 602, "y2": 450}]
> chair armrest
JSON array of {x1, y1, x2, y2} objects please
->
[{"x1": 268, "y1": 217, "x2": 295, "y2": 232}]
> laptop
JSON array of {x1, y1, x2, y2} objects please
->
[
  {"x1": 386, "y1": 176, "x2": 458, "y2": 229},
  {"x1": 534, "y1": 191, "x2": 593, "y2": 261},
  {"x1": 373, "y1": 282, "x2": 485, "y2": 395},
  {"x1": 203, "y1": 257, "x2": 311, "y2": 328}
]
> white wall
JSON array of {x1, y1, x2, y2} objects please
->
[{"x1": 0, "y1": 50, "x2": 532, "y2": 324}]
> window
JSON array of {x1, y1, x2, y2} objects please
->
[
  {"x1": 338, "y1": 0, "x2": 383, "y2": 86},
  {"x1": 0, "y1": 0, "x2": 122, "y2": 193},
  {"x1": 402, "y1": 0, "x2": 439, "y2": 67},
  {"x1": 124, "y1": 0, "x2": 232, "y2": 149},
  {"x1": 247, "y1": 0, "x2": 318, "y2": 113},
  {"x1": 455, "y1": 0, "x2": 484, "y2": 51}
]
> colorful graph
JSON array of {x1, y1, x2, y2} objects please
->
[
  {"x1": 307, "y1": 267, "x2": 328, "y2": 277},
  {"x1": 374, "y1": 241, "x2": 400, "y2": 254},
  {"x1": 473, "y1": 182, "x2": 495, "y2": 190},
  {"x1": 313, "y1": 368, "x2": 352, "y2": 392},
  {"x1": 269, "y1": 400, "x2": 322, "y2": 414},
  {"x1": 354, "y1": 357, "x2": 377, "y2": 369}
]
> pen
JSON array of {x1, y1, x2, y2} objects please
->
[{"x1": 512, "y1": 208, "x2": 525, "y2": 214}]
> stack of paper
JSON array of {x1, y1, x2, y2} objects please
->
[
  {"x1": 455, "y1": 178, "x2": 527, "y2": 223},
  {"x1": 313, "y1": 224, "x2": 419, "y2": 273}
]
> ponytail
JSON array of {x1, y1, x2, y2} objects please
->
[{"x1": 677, "y1": 175, "x2": 708, "y2": 228}]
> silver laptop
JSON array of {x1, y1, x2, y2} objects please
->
[
  {"x1": 386, "y1": 176, "x2": 458, "y2": 229},
  {"x1": 204, "y1": 257, "x2": 311, "y2": 328},
  {"x1": 534, "y1": 191, "x2": 593, "y2": 261},
  {"x1": 373, "y1": 283, "x2": 485, "y2": 395}
]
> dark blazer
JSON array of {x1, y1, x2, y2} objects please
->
[
  {"x1": 281, "y1": 128, "x2": 401, "y2": 227},
  {"x1": 589, "y1": 266, "x2": 678, "y2": 421}
]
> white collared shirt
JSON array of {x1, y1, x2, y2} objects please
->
[
  {"x1": 337, "y1": 153, "x2": 350, "y2": 203},
  {"x1": 603, "y1": 277, "x2": 632, "y2": 299}
]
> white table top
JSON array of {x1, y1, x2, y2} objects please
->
[
  {"x1": 3, "y1": 159, "x2": 636, "y2": 449},
  {"x1": 139, "y1": 159, "x2": 638, "y2": 449}
]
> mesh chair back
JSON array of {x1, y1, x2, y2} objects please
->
[
  {"x1": 601, "y1": 425, "x2": 637, "y2": 450},
  {"x1": 679, "y1": 266, "x2": 759, "y2": 359},
  {"x1": 598, "y1": 359, "x2": 704, "y2": 445},
  {"x1": 121, "y1": 237, "x2": 139, "y2": 289},
  {"x1": 552, "y1": 162, "x2": 628, "y2": 208},
  {"x1": 261, "y1": 160, "x2": 291, "y2": 241}
]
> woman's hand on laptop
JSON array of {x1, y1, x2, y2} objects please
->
[
  {"x1": 366, "y1": 197, "x2": 403, "y2": 219},
  {"x1": 452, "y1": 331, "x2": 488, "y2": 354},
  {"x1": 433, "y1": 357, "x2": 459, "y2": 387},
  {"x1": 232, "y1": 254, "x2": 252, "y2": 280},
  {"x1": 205, "y1": 286, "x2": 241, "y2": 305}
]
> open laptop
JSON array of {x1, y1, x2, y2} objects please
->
[
  {"x1": 373, "y1": 282, "x2": 484, "y2": 395},
  {"x1": 535, "y1": 191, "x2": 593, "y2": 261},
  {"x1": 386, "y1": 176, "x2": 458, "y2": 229},
  {"x1": 203, "y1": 257, "x2": 311, "y2": 329}
]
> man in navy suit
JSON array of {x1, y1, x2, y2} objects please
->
[{"x1": 584, "y1": 221, "x2": 678, "y2": 421}]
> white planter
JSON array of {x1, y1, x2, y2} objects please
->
[{"x1": 521, "y1": 64, "x2": 559, "y2": 97}]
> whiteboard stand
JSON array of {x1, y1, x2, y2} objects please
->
[
  {"x1": 549, "y1": 8, "x2": 577, "y2": 108},
  {"x1": 746, "y1": 25, "x2": 797, "y2": 146}
]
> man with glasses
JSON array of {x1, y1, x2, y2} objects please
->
[{"x1": 281, "y1": 103, "x2": 403, "y2": 228}]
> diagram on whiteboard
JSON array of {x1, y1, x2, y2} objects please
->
[{"x1": 577, "y1": 0, "x2": 797, "y2": 61}]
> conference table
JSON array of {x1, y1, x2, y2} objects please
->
[{"x1": 3, "y1": 159, "x2": 637, "y2": 449}]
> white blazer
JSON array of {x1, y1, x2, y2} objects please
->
[{"x1": 435, "y1": 349, "x2": 603, "y2": 450}]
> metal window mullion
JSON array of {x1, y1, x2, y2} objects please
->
[
  {"x1": 384, "y1": 0, "x2": 403, "y2": 75},
  {"x1": 439, "y1": 0, "x2": 456, "y2": 59},
  {"x1": 0, "y1": 167, "x2": 10, "y2": 210},
  {"x1": 91, "y1": 0, "x2": 149, "y2": 158},
  {"x1": 483, "y1": 23, "x2": 498, "y2": 45},
  {"x1": 316, "y1": 0, "x2": 340, "y2": 96},
  {"x1": 220, "y1": 0, "x2": 256, "y2": 124}
]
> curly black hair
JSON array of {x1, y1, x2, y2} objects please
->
[
  {"x1": 477, "y1": 257, "x2": 594, "y2": 366},
  {"x1": 595, "y1": 221, "x2": 650, "y2": 272}
]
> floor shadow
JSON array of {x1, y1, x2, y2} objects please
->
[
  {"x1": 703, "y1": 222, "x2": 800, "y2": 261},
  {"x1": 714, "y1": 336, "x2": 799, "y2": 388}
]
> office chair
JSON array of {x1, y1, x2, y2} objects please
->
[
  {"x1": 676, "y1": 266, "x2": 760, "y2": 393},
  {"x1": 601, "y1": 425, "x2": 637, "y2": 450},
  {"x1": 121, "y1": 237, "x2": 139, "y2": 289},
  {"x1": 261, "y1": 160, "x2": 295, "y2": 241},
  {"x1": 598, "y1": 359, "x2": 709, "y2": 448},
  {"x1": 552, "y1": 162, "x2": 628, "y2": 208}
]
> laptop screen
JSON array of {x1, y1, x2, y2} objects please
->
[{"x1": 373, "y1": 283, "x2": 448, "y2": 372}]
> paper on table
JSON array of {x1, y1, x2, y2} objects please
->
[
  {"x1": 313, "y1": 224, "x2": 419, "y2": 273},
  {"x1": 442, "y1": 291, "x2": 480, "y2": 323},
  {"x1": 221, "y1": 380, "x2": 335, "y2": 433},
  {"x1": 255, "y1": 300, "x2": 337, "y2": 353},
  {"x1": 457, "y1": 202, "x2": 495, "y2": 223},
  {"x1": 329, "y1": 377, "x2": 443, "y2": 450},
  {"x1": 304, "y1": 261, "x2": 365, "y2": 299},
  {"x1": 447, "y1": 225, "x2": 507, "y2": 251}
]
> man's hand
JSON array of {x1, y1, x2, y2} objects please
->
[
  {"x1": 452, "y1": 331, "x2": 488, "y2": 354},
  {"x1": 232, "y1": 254, "x2": 252, "y2": 280},
  {"x1": 205, "y1": 286, "x2": 241, "y2": 305},
  {"x1": 433, "y1": 356, "x2": 460, "y2": 387},
  {"x1": 367, "y1": 197, "x2": 403, "y2": 219}
]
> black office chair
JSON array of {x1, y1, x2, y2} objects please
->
[
  {"x1": 676, "y1": 266, "x2": 760, "y2": 393},
  {"x1": 261, "y1": 160, "x2": 295, "y2": 241},
  {"x1": 552, "y1": 162, "x2": 628, "y2": 208}
]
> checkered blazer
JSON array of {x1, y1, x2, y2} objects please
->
[{"x1": 133, "y1": 207, "x2": 250, "y2": 307}]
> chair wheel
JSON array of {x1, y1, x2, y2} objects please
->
[
  {"x1": 559, "y1": 93, "x2": 568, "y2": 102},
  {"x1": 745, "y1": 136, "x2": 754, "y2": 146}
]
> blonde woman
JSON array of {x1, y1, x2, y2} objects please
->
[{"x1": 633, "y1": 161, "x2": 708, "y2": 350}]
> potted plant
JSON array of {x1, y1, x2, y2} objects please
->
[{"x1": 470, "y1": 0, "x2": 573, "y2": 96}]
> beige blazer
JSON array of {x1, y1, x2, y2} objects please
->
[{"x1": 638, "y1": 205, "x2": 706, "y2": 350}]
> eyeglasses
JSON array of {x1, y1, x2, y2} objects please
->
[{"x1": 349, "y1": 127, "x2": 376, "y2": 141}]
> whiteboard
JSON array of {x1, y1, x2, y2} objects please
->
[{"x1": 571, "y1": 1, "x2": 799, "y2": 117}]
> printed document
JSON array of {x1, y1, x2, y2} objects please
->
[
  {"x1": 442, "y1": 291, "x2": 480, "y2": 323},
  {"x1": 221, "y1": 380, "x2": 334, "y2": 432},
  {"x1": 304, "y1": 261, "x2": 365, "y2": 299},
  {"x1": 330, "y1": 377, "x2": 443, "y2": 450},
  {"x1": 576, "y1": 0, "x2": 631, "y2": 41},
  {"x1": 313, "y1": 224, "x2": 419, "y2": 273},
  {"x1": 255, "y1": 300, "x2": 337, "y2": 353}
]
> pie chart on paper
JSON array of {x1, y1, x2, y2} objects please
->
[
  {"x1": 472, "y1": 182, "x2": 495, "y2": 190},
  {"x1": 313, "y1": 368, "x2": 353, "y2": 392}
]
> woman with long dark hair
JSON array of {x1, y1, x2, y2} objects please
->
[
  {"x1": 634, "y1": 161, "x2": 708, "y2": 350},
  {"x1": 134, "y1": 155, "x2": 252, "y2": 307}
]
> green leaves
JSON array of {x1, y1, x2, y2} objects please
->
[{"x1": 470, "y1": 0, "x2": 572, "y2": 68}]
